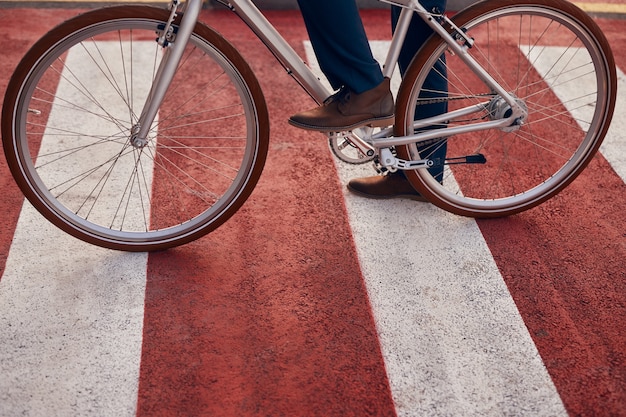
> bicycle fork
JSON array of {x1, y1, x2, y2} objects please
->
[{"x1": 130, "y1": 0, "x2": 204, "y2": 147}]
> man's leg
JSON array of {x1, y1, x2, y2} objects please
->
[
  {"x1": 348, "y1": 2, "x2": 448, "y2": 199},
  {"x1": 289, "y1": 0, "x2": 394, "y2": 132},
  {"x1": 393, "y1": 1, "x2": 448, "y2": 183},
  {"x1": 296, "y1": 0, "x2": 382, "y2": 94}
]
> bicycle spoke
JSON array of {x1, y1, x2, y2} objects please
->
[{"x1": 397, "y1": 0, "x2": 614, "y2": 216}]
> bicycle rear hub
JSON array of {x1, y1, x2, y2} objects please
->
[{"x1": 487, "y1": 95, "x2": 528, "y2": 133}]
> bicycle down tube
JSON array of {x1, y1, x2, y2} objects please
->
[{"x1": 221, "y1": 0, "x2": 332, "y2": 103}]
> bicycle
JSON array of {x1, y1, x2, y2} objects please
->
[{"x1": 1, "y1": 0, "x2": 616, "y2": 251}]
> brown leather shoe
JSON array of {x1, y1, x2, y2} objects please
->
[
  {"x1": 347, "y1": 171, "x2": 428, "y2": 202},
  {"x1": 288, "y1": 78, "x2": 394, "y2": 132}
]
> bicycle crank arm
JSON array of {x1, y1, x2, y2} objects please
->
[
  {"x1": 419, "y1": 154, "x2": 487, "y2": 168},
  {"x1": 443, "y1": 154, "x2": 486, "y2": 165},
  {"x1": 379, "y1": 148, "x2": 431, "y2": 170},
  {"x1": 379, "y1": 148, "x2": 486, "y2": 170}
]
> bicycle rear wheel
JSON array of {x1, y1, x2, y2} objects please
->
[
  {"x1": 2, "y1": 6, "x2": 269, "y2": 251},
  {"x1": 395, "y1": 0, "x2": 616, "y2": 217}
]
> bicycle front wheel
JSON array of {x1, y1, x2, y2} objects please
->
[
  {"x1": 2, "y1": 6, "x2": 269, "y2": 251},
  {"x1": 395, "y1": 0, "x2": 616, "y2": 217}
]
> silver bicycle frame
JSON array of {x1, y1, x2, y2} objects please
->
[
  {"x1": 136, "y1": 0, "x2": 525, "y2": 154},
  {"x1": 224, "y1": 0, "x2": 526, "y2": 150}
]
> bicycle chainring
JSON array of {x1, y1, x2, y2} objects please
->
[{"x1": 328, "y1": 131, "x2": 375, "y2": 165}]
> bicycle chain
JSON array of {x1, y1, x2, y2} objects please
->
[{"x1": 414, "y1": 93, "x2": 494, "y2": 106}]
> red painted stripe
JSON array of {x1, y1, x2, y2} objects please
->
[
  {"x1": 479, "y1": 18, "x2": 626, "y2": 416},
  {"x1": 1, "y1": 9, "x2": 624, "y2": 416},
  {"x1": 477, "y1": 137, "x2": 626, "y2": 413},
  {"x1": 136, "y1": 11, "x2": 396, "y2": 417},
  {"x1": 600, "y1": 18, "x2": 626, "y2": 75},
  {"x1": 369, "y1": 12, "x2": 626, "y2": 414}
]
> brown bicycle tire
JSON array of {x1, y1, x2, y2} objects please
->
[{"x1": 2, "y1": 6, "x2": 270, "y2": 251}]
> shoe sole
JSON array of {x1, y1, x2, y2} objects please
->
[
  {"x1": 288, "y1": 115, "x2": 394, "y2": 132},
  {"x1": 346, "y1": 183, "x2": 429, "y2": 202}
]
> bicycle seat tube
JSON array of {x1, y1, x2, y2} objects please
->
[{"x1": 134, "y1": 0, "x2": 204, "y2": 144}]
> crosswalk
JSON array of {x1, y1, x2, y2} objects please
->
[{"x1": 0, "y1": 9, "x2": 624, "y2": 417}]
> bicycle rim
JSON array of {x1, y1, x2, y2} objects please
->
[
  {"x1": 2, "y1": 7, "x2": 269, "y2": 250},
  {"x1": 395, "y1": 0, "x2": 616, "y2": 217}
]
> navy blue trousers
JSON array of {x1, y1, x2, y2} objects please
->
[
  {"x1": 297, "y1": 0, "x2": 382, "y2": 94},
  {"x1": 392, "y1": 2, "x2": 448, "y2": 182},
  {"x1": 298, "y1": 0, "x2": 448, "y2": 180},
  {"x1": 297, "y1": 0, "x2": 446, "y2": 91}
]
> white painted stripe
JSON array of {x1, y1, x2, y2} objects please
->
[
  {"x1": 35, "y1": 41, "x2": 157, "y2": 230},
  {"x1": 0, "y1": 43, "x2": 153, "y2": 416},
  {"x1": 600, "y1": 67, "x2": 626, "y2": 183},
  {"x1": 305, "y1": 41, "x2": 568, "y2": 416},
  {"x1": 524, "y1": 45, "x2": 626, "y2": 183},
  {"x1": 0, "y1": 215, "x2": 147, "y2": 416}
]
